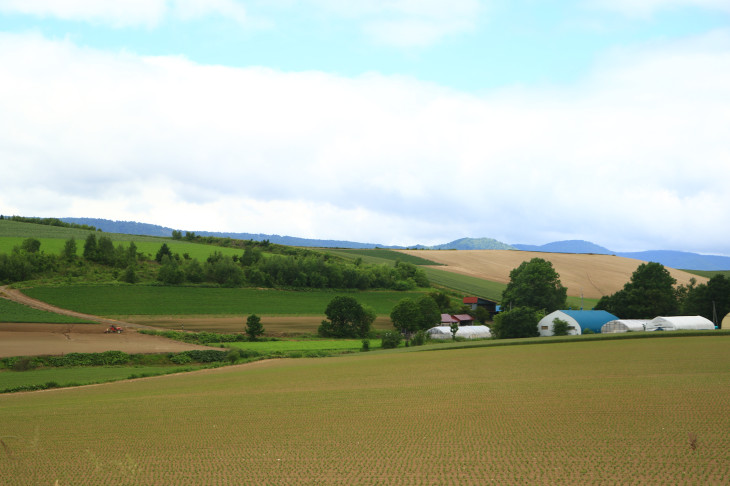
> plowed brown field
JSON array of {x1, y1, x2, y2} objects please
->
[
  {"x1": 397, "y1": 249, "x2": 705, "y2": 299},
  {"x1": 0, "y1": 323, "x2": 214, "y2": 358}
]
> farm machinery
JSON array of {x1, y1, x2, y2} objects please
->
[{"x1": 104, "y1": 325, "x2": 124, "y2": 334}]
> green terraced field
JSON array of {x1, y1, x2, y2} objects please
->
[
  {"x1": 0, "y1": 298, "x2": 93, "y2": 324},
  {"x1": 22, "y1": 285, "x2": 430, "y2": 316}
]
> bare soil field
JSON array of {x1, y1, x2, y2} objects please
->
[
  {"x1": 0, "y1": 323, "x2": 213, "y2": 358},
  {"x1": 398, "y1": 249, "x2": 706, "y2": 299},
  {"x1": 1, "y1": 286, "x2": 215, "y2": 357}
]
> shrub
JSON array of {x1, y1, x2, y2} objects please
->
[
  {"x1": 552, "y1": 318, "x2": 570, "y2": 336},
  {"x1": 381, "y1": 331, "x2": 402, "y2": 349},
  {"x1": 411, "y1": 330, "x2": 427, "y2": 346},
  {"x1": 170, "y1": 353, "x2": 193, "y2": 365},
  {"x1": 12, "y1": 357, "x2": 36, "y2": 371},
  {"x1": 361, "y1": 339, "x2": 370, "y2": 352}
]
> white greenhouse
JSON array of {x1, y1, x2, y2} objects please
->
[
  {"x1": 601, "y1": 319, "x2": 650, "y2": 334},
  {"x1": 537, "y1": 310, "x2": 618, "y2": 337},
  {"x1": 646, "y1": 316, "x2": 715, "y2": 331},
  {"x1": 427, "y1": 325, "x2": 491, "y2": 340}
]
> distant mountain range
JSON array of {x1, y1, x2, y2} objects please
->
[
  {"x1": 60, "y1": 219, "x2": 730, "y2": 270},
  {"x1": 512, "y1": 240, "x2": 730, "y2": 271}
]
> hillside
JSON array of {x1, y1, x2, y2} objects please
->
[{"x1": 396, "y1": 249, "x2": 707, "y2": 300}]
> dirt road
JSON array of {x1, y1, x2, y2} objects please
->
[{"x1": 0, "y1": 286, "x2": 213, "y2": 357}]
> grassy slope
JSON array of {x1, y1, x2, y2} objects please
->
[
  {"x1": 1, "y1": 336, "x2": 728, "y2": 484},
  {"x1": 684, "y1": 269, "x2": 730, "y2": 279},
  {"x1": 222, "y1": 339, "x2": 381, "y2": 353},
  {"x1": 22, "y1": 286, "x2": 430, "y2": 316},
  {"x1": 0, "y1": 298, "x2": 94, "y2": 323},
  {"x1": 324, "y1": 248, "x2": 441, "y2": 266},
  {"x1": 0, "y1": 365, "x2": 201, "y2": 390}
]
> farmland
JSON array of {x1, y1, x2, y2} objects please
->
[
  {"x1": 0, "y1": 236, "x2": 244, "y2": 262},
  {"x1": 0, "y1": 364, "x2": 203, "y2": 391},
  {"x1": 1, "y1": 336, "x2": 729, "y2": 484},
  {"x1": 21, "y1": 285, "x2": 429, "y2": 317},
  {"x1": 398, "y1": 249, "x2": 706, "y2": 299},
  {"x1": 0, "y1": 297, "x2": 93, "y2": 324},
  {"x1": 220, "y1": 338, "x2": 380, "y2": 354}
]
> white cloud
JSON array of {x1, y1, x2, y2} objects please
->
[
  {"x1": 304, "y1": 0, "x2": 483, "y2": 47},
  {"x1": 0, "y1": 0, "x2": 248, "y2": 27},
  {"x1": 1, "y1": 31, "x2": 729, "y2": 252},
  {"x1": 586, "y1": 0, "x2": 730, "y2": 17}
]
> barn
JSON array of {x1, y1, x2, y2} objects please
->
[
  {"x1": 646, "y1": 316, "x2": 716, "y2": 331},
  {"x1": 427, "y1": 325, "x2": 492, "y2": 340},
  {"x1": 538, "y1": 310, "x2": 618, "y2": 337},
  {"x1": 440, "y1": 314, "x2": 459, "y2": 325},
  {"x1": 601, "y1": 319, "x2": 650, "y2": 334},
  {"x1": 463, "y1": 296, "x2": 499, "y2": 316}
]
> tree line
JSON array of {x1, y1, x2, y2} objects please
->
[{"x1": 0, "y1": 236, "x2": 430, "y2": 292}]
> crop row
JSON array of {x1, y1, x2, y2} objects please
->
[
  {"x1": 0, "y1": 298, "x2": 93, "y2": 323},
  {"x1": 1, "y1": 337, "x2": 728, "y2": 484},
  {"x1": 22, "y1": 285, "x2": 429, "y2": 316}
]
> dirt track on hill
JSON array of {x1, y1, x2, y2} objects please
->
[
  {"x1": 0, "y1": 286, "x2": 214, "y2": 357},
  {"x1": 397, "y1": 250, "x2": 706, "y2": 299},
  {"x1": 0, "y1": 285, "x2": 154, "y2": 329}
]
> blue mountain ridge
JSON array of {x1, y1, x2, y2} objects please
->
[
  {"x1": 60, "y1": 219, "x2": 730, "y2": 270},
  {"x1": 512, "y1": 240, "x2": 730, "y2": 271}
]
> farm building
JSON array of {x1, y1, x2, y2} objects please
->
[
  {"x1": 538, "y1": 310, "x2": 618, "y2": 337},
  {"x1": 454, "y1": 314, "x2": 474, "y2": 325},
  {"x1": 441, "y1": 314, "x2": 458, "y2": 325},
  {"x1": 646, "y1": 316, "x2": 715, "y2": 331},
  {"x1": 463, "y1": 296, "x2": 499, "y2": 315},
  {"x1": 427, "y1": 325, "x2": 491, "y2": 340},
  {"x1": 601, "y1": 319, "x2": 650, "y2": 334}
]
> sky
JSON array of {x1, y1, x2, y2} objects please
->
[{"x1": 0, "y1": 1, "x2": 729, "y2": 253}]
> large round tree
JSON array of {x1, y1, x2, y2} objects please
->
[
  {"x1": 501, "y1": 258, "x2": 567, "y2": 313},
  {"x1": 318, "y1": 296, "x2": 375, "y2": 338},
  {"x1": 595, "y1": 262, "x2": 678, "y2": 318}
]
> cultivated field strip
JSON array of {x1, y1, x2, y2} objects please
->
[
  {"x1": 398, "y1": 249, "x2": 706, "y2": 299},
  {"x1": 1, "y1": 337, "x2": 729, "y2": 484}
]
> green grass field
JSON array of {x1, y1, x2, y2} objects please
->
[
  {"x1": 1, "y1": 335, "x2": 728, "y2": 484},
  {"x1": 22, "y1": 285, "x2": 430, "y2": 316},
  {"x1": 0, "y1": 365, "x2": 201, "y2": 391},
  {"x1": 684, "y1": 269, "x2": 730, "y2": 279},
  {"x1": 0, "y1": 236, "x2": 244, "y2": 262},
  {"x1": 0, "y1": 298, "x2": 94, "y2": 324},
  {"x1": 221, "y1": 339, "x2": 381, "y2": 353},
  {"x1": 422, "y1": 267, "x2": 506, "y2": 301},
  {"x1": 324, "y1": 248, "x2": 440, "y2": 266}
]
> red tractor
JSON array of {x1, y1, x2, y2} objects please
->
[{"x1": 105, "y1": 325, "x2": 124, "y2": 334}]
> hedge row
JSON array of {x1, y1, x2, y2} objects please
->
[{"x1": 0, "y1": 349, "x2": 229, "y2": 370}]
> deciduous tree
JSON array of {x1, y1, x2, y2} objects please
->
[
  {"x1": 501, "y1": 258, "x2": 567, "y2": 312},
  {"x1": 492, "y1": 306, "x2": 540, "y2": 339},
  {"x1": 595, "y1": 262, "x2": 678, "y2": 318},
  {"x1": 318, "y1": 296, "x2": 375, "y2": 338}
]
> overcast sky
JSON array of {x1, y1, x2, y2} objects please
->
[{"x1": 1, "y1": 1, "x2": 729, "y2": 253}]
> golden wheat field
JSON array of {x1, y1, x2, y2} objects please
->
[
  {"x1": 398, "y1": 249, "x2": 706, "y2": 299},
  {"x1": 2, "y1": 336, "x2": 729, "y2": 485}
]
